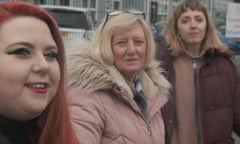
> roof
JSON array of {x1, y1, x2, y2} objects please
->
[{"x1": 39, "y1": 5, "x2": 88, "y2": 12}]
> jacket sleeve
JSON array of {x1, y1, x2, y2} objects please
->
[
  {"x1": 68, "y1": 87, "x2": 105, "y2": 144},
  {"x1": 233, "y1": 69, "x2": 240, "y2": 136}
]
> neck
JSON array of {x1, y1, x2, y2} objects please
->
[
  {"x1": 123, "y1": 72, "x2": 138, "y2": 84},
  {"x1": 184, "y1": 43, "x2": 202, "y2": 58}
]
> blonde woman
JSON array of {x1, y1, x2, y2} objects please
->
[{"x1": 67, "y1": 10, "x2": 170, "y2": 144}]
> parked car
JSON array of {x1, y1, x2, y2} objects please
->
[
  {"x1": 217, "y1": 25, "x2": 240, "y2": 45},
  {"x1": 40, "y1": 5, "x2": 94, "y2": 48},
  {"x1": 151, "y1": 22, "x2": 166, "y2": 45},
  {"x1": 217, "y1": 31, "x2": 240, "y2": 54}
]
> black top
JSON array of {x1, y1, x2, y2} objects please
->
[{"x1": 0, "y1": 115, "x2": 32, "y2": 144}]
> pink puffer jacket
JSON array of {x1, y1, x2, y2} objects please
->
[
  {"x1": 67, "y1": 42, "x2": 170, "y2": 144},
  {"x1": 68, "y1": 86, "x2": 167, "y2": 144}
]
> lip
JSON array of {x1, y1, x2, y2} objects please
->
[
  {"x1": 125, "y1": 57, "x2": 138, "y2": 61},
  {"x1": 25, "y1": 82, "x2": 49, "y2": 93},
  {"x1": 189, "y1": 32, "x2": 199, "y2": 37}
]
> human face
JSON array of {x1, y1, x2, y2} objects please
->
[
  {"x1": 0, "y1": 17, "x2": 60, "y2": 121},
  {"x1": 177, "y1": 8, "x2": 207, "y2": 47},
  {"x1": 112, "y1": 24, "x2": 146, "y2": 82}
]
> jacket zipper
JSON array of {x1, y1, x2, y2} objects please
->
[
  {"x1": 147, "y1": 120, "x2": 152, "y2": 136},
  {"x1": 143, "y1": 116, "x2": 152, "y2": 136},
  {"x1": 192, "y1": 58, "x2": 203, "y2": 144}
]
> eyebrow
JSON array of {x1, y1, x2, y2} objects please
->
[
  {"x1": 6, "y1": 41, "x2": 33, "y2": 49},
  {"x1": 180, "y1": 14, "x2": 204, "y2": 19},
  {"x1": 7, "y1": 41, "x2": 57, "y2": 50}
]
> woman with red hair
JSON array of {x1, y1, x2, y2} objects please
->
[{"x1": 0, "y1": 2, "x2": 78, "y2": 144}]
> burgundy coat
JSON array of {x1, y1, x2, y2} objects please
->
[{"x1": 156, "y1": 44, "x2": 240, "y2": 144}]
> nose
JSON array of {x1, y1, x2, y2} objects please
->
[
  {"x1": 126, "y1": 41, "x2": 137, "y2": 53},
  {"x1": 190, "y1": 20, "x2": 197, "y2": 28},
  {"x1": 32, "y1": 54, "x2": 49, "y2": 74}
]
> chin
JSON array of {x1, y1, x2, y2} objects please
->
[{"x1": 26, "y1": 105, "x2": 47, "y2": 119}]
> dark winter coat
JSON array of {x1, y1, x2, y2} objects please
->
[{"x1": 156, "y1": 44, "x2": 240, "y2": 144}]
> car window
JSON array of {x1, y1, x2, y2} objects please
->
[{"x1": 45, "y1": 8, "x2": 92, "y2": 30}]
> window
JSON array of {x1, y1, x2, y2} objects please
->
[
  {"x1": 113, "y1": 1, "x2": 120, "y2": 10},
  {"x1": 43, "y1": 7, "x2": 93, "y2": 30},
  {"x1": 83, "y1": 0, "x2": 87, "y2": 7},
  {"x1": 90, "y1": 0, "x2": 95, "y2": 8}
]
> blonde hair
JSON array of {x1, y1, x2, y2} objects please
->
[
  {"x1": 92, "y1": 12, "x2": 156, "y2": 69},
  {"x1": 164, "y1": 1, "x2": 228, "y2": 56}
]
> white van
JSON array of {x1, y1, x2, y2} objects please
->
[{"x1": 40, "y1": 5, "x2": 94, "y2": 48}]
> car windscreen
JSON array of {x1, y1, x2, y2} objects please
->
[{"x1": 47, "y1": 9, "x2": 91, "y2": 30}]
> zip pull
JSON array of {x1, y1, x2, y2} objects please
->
[
  {"x1": 192, "y1": 58, "x2": 197, "y2": 69},
  {"x1": 147, "y1": 121, "x2": 152, "y2": 136}
]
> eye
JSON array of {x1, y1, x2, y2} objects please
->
[
  {"x1": 180, "y1": 19, "x2": 189, "y2": 24},
  {"x1": 135, "y1": 39, "x2": 145, "y2": 46},
  {"x1": 115, "y1": 40, "x2": 127, "y2": 47},
  {"x1": 44, "y1": 50, "x2": 58, "y2": 59},
  {"x1": 136, "y1": 39, "x2": 144, "y2": 44},
  {"x1": 196, "y1": 18, "x2": 204, "y2": 22},
  {"x1": 7, "y1": 48, "x2": 30, "y2": 57}
]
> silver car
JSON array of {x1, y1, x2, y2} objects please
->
[{"x1": 40, "y1": 5, "x2": 94, "y2": 48}]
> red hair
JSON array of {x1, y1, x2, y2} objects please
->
[{"x1": 0, "y1": 2, "x2": 78, "y2": 144}]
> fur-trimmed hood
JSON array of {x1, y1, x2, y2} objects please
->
[{"x1": 67, "y1": 39, "x2": 170, "y2": 98}]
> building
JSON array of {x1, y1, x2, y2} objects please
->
[
  {"x1": 37, "y1": 0, "x2": 234, "y2": 25},
  {"x1": 38, "y1": 0, "x2": 182, "y2": 26}
]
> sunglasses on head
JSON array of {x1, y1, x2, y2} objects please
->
[
  {"x1": 107, "y1": 10, "x2": 145, "y2": 17},
  {"x1": 101, "y1": 10, "x2": 145, "y2": 32}
]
